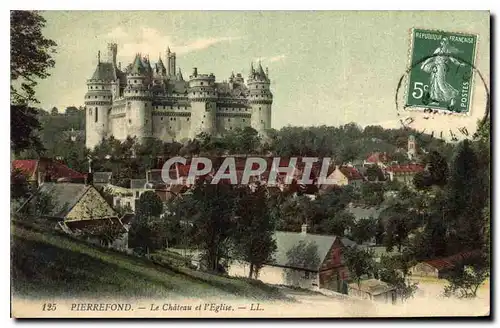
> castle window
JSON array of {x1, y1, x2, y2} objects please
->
[
  {"x1": 89, "y1": 108, "x2": 92, "y2": 115},
  {"x1": 200, "y1": 82, "x2": 204, "y2": 86},
  {"x1": 135, "y1": 90, "x2": 138, "y2": 93},
  {"x1": 95, "y1": 107, "x2": 98, "y2": 122},
  {"x1": 170, "y1": 118, "x2": 173, "y2": 121},
  {"x1": 228, "y1": 118, "x2": 231, "y2": 122},
  {"x1": 163, "y1": 106, "x2": 166, "y2": 109},
  {"x1": 203, "y1": 115, "x2": 206, "y2": 118},
  {"x1": 187, "y1": 118, "x2": 190, "y2": 121},
  {"x1": 129, "y1": 119, "x2": 132, "y2": 124},
  {"x1": 134, "y1": 80, "x2": 137, "y2": 83},
  {"x1": 261, "y1": 120, "x2": 264, "y2": 123},
  {"x1": 242, "y1": 119, "x2": 245, "y2": 122},
  {"x1": 202, "y1": 121, "x2": 204, "y2": 124},
  {"x1": 95, "y1": 96, "x2": 97, "y2": 99},
  {"x1": 161, "y1": 117, "x2": 163, "y2": 121},
  {"x1": 102, "y1": 86, "x2": 104, "y2": 90},
  {"x1": 259, "y1": 107, "x2": 261, "y2": 111}
]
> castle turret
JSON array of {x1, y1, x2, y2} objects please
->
[
  {"x1": 156, "y1": 54, "x2": 167, "y2": 76},
  {"x1": 123, "y1": 53, "x2": 153, "y2": 141},
  {"x1": 188, "y1": 67, "x2": 217, "y2": 139},
  {"x1": 107, "y1": 43, "x2": 117, "y2": 67},
  {"x1": 167, "y1": 47, "x2": 176, "y2": 78},
  {"x1": 84, "y1": 50, "x2": 115, "y2": 149},
  {"x1": 247, "y1": 61, "x2": 272, "y2": 136}
]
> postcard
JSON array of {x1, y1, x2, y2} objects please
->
[{"x1": 10, "y1": 10, "x2": 490, "y2": 318}]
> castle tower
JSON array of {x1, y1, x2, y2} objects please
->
[
  {"x1": 107, "y1": 43, "x2": 117, "y2": 67},
  {"x1": 167, "y1": 47, "x2": 176, "y2": 77},
  {"x1": 188, "y1": 67, "x2": 217, "y2": 139},
  {"x1": 155, "y1": 54, "x2": 167, "y2": 77},
  {"x1": 84, "y1": 50, "x2": 114, "y2": 150},
  {"x1": 247, "y1": 61, "x2": 273, "y2": 136},
  {"x1": 123, "y1": 53, "x2": 153, "y2": 141},
  {"x1": 408, "y1": 134, "x2": 417, "y2": 160}
]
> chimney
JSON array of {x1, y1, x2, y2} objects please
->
[
  {"x1": 85, "y1": 173, "x2": 93, "y2": 185},
  {"x1": 301, "y1": 224, "x2": 308, "y2": 235}
]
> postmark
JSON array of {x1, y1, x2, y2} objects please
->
[
  {"x1": 395, "y1": 28, "x2": 489, "y2": 141},
  {"x1": 405, "y1": 28, "x2": 478, "y2": 115}
]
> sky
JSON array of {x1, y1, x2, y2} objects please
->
[{"x1": 36, "y1": 11, "x2": 490, "y2": 136}]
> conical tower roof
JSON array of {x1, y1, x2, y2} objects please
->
[
  {"x1": 176, "y1": 68, "x2": 184, "y2": 81},
  {"x1": 157, "y1": 55, "x2": 166, "y2": 73},
  {"x1": 257, "y1": 61, "x2": 268, "y2": 81},
  {"x1": 130, "y1": 54, "x2": 146, "y2": 75}
]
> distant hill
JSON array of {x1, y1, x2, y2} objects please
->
[{"x1": 11, "y1": 220, "x2": 289, "y2": 300}]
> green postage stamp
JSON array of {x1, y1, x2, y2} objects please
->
[{"x1": 406, "y1": 28, "x2": 478, "y2": 114}]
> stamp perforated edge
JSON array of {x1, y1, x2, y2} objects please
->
[{"x1": 402, "y1": 27, "x2": 480, "y2": 118}]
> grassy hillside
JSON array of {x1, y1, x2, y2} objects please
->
[{"x1": 11, "y1": 221, "x2": 289, "y2": 301}]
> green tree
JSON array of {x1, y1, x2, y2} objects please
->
[
  {"x1": 233, "y1": 184, "x2": 277, "y2": 278},
  {"x1": 343, "y1": 246, "x2": 376, "y2": 287},
  {"x1": 443, "y1": 256, "x2": 489, "y2": 298},
  {"x1": 445, "y1": 140, "x2": 486, "y2": 252},
  {"x1": 378, "y1": 254, "x2": 418, "y2": 301},
  {"x1": 65, "y1": 106, "x2": 79, "y2": 115},
  {"x1": 360, "y1": 182, "x2": 385, "y2": 206},
  {"x1": 11, "y1": 11, "x2": 57, "y2": 156},
  {"x1": 183, "y1": 181, "x2": 237, "y2": 273},
  {"x1": 11, "y1": 10, "x2": 57, "y2": 104},
  {"x1": 284, "y1": 240, "x2": 320, "y2": 285},
  {"x1": 11, "y1": 104, "x2": 45, "y2": 155},
  {"x1": 350, "y1": 218, "x2": 377, "y2": 245},
  {"x1": 129, "y1": 191, "x2": 165, "y2": 254}
]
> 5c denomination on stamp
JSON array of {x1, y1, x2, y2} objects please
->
[{"x1": 406, "y1": 28, "x2": 478, "y2": 115}]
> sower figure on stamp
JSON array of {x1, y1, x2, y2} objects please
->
[{"x1": 420, "y1": 38, "x2": 466, "y2": 108}]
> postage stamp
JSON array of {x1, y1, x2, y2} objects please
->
[{"x1": 405, "y1": 28, "x2": 478, "y2": 115}]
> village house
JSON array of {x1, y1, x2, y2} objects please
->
[
  {"x1": 92, "y1": 171, "x2": 113, "y2": 188},
  {"x1": 319, "y1": 165, "x2": 364, "y2": 191},
  {"x1": 348, "y1": 279, "x2": 397, "y2": 304},
  {"x1": 385, "y1": 164, "x2": 425, "y2": 185},
  {"x1": 364, "y1": 152, "x2": 391, "y2": 169},
  {"x1": 16, "y1": 182, "x2": 131, "y2": 252},
  {"x1": 11, "y1": 158, "x2": 85, "y2": 187},
  {"x1": 227, "y1": 226, "x2": 355, "y2": 293},
  {"x1": 409, "y1": 250, "x2": 482, "y2": 279}
]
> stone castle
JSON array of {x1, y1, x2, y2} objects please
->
[{"x1": 84, "y1": 43, "x2": 273, "y2": 149}]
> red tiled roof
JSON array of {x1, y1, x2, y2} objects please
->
[
  {"x1": 12, "y1": 159, "x2": 85, "y2": 180},
  {"x1": 423, "y1": 250, "x2": 482, "y2": 271},
  {"x1": 12, "y1": 160, "x2": 38, "y2": 177},
  {"x1": 48, "y1": 161, "x2": 85, "y2": 179},
  {"x1": 339, "y1": 166, "x2": 364, "y2": 180},
  {"x1": 386, "y1": 164, "x2": 424, "y2": 174},
  {"x1": 366, "y1": 152, "x2": 391, "y2": 163}
]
